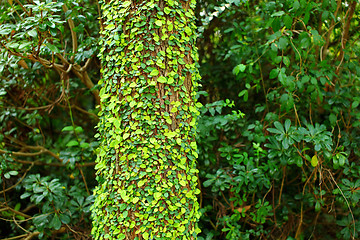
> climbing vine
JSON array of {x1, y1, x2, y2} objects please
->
[{"x1": 91, "y1": 0, "x2": 201, "y2": 239}]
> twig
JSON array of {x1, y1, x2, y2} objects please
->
[{"x1": 62, "y1": 4, "x2": 78, "y2": 63}]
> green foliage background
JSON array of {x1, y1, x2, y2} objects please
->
[{"x1": 1, "y1": 0, "x2": 360, "y2": 239}]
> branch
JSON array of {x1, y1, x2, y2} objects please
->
[
  {"x1": 0, "y1": 146, "x2": 62, "y2": 162},
  {"x1": 62, "y1": 4, "x2": 77, "y2": 63},
  {"x1": 336, "y1": 1, "x2": 357, "y2": 74},
  {"x1": 0, "y1": 207, "x2": 32, "y2": 219}
]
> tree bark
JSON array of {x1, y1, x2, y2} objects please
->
[{"x1": 91, "y1": 0, "x2": 201, "y2": 239}]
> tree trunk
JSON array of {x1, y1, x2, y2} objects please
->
[{"x1": 91, "y1": 0, "x2": 201, "y2": 239}]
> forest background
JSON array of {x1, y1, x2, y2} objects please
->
[{"x1": 1, "y1": 0, "x2": 360, "y2": 239}]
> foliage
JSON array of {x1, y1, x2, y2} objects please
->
[
  {"x1": 0, "y1": 0, "x2": 99, "y2": 238},
  {"x1": 196, "y1": 0, "x2": 360, "y2": 239},
  {"x1": 1, "y1": 0, "x2": 360, "y2": 239},
  {"x1": 91, "y1": 0, "x2": 201, "y2": 239}
]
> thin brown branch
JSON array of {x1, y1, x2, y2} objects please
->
[
  {"x1": 0, "y1": 146, "x2": 62, "y2": 162},
  {"x1": 62, "y1": 4, "x2": 77, "y2": 63},
  {"x1": 322, "y1": 0, "x2": 342, "y2": 60},
  {"x1": 9, "y1": 158, "x2": 95, "y2": 167},
  {"x1": 336, "y1": 1, "x2": 357, "y2": 74}
]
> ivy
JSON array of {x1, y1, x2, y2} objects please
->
[{"x1": 91, "y1": 0, "x2": 201, "y2": 239}]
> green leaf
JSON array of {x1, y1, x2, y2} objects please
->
[
  {"x1": 283, "y1": 56, "x2": 290, "y2": 67},
  {"x1": 271, "y1": 11, "x2": 285, "y2": 17},
  {"x1": 0, "y1": 28, "x2": 11, "y2": 35},
  {"x1": 50, "y1": 214, "x2": 62, "y2": 230},
  {"x1": 164, "y1": 7, "x2": 171, "y2": 14},
  {"x1": 278, "y1": 37, "x2": 288, "y2": 49},
  {"x1": 310, "y1": 29, "x2": 323, "y2": 46},
  {"x1": 143, "y1": 232, "x2": 149, "y2": 240},
  {"x1": 155, "y1": 20, "x2": 162, "y2": 27},
  {"x1": 60, "y1": 213, "x2": 71, "y2": 224},
  {"x1": 27, "y1": 29, "x2": 37, "y2": 37},
  {"x1": 269, "y1": 68, "x2": 279, "y2": 79},
  {"x1": 293, "y1": 1, "x2": 300, "y2": 9},
  {"x1": 329, "y1": 113, "x2": 337, "y2": 126},
  {"x1": 20, "y1": 192, "x2": 31, "y2": 199},
  {"x1": 157, "y1": 76, "x2": 167, "y2": 83},
  {"x1": 352, "y1": 101, "x2": 359, "y2": 109},
  {"x1": 66, "y1": 140, "x2": 79, "y2": 147},
  {"x1": 283, "y1": 15, "x2": 293, "y2": 29},
  {"x1": 274, "y1": 121, "x2": 285, "y2": 133},
  {"x1": 62, "y1": 126, "x2": 74, "y2": 132},
  {"x1": 105, "y1": 24, "x2": 115, "y2": 30},
  {"x1": 150, "y1": 69, "x2": 159, "y2": 76},
  {"x1": 233, "y1": 64, "x2": 246, "y2": 75},
  {"x1": 45, "y1": 43, "x2": 60, "y2": 53},
  {"x1": 284, "y1": 119, "x2": 291, "y2": 132},
  {"x1": 8, "y1": 171, "x2": 18, "y2": 176},
  {"x1": 122, "y1": 1, "x2": 131, "y2": 7},
  {"x1": 311, "y1": 155, "x2": 318, "y2": 167},
  {"x1": 153, "y1": 192, "x2": 162, "y2": 201}
]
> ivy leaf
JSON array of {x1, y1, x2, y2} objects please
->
[
  {"x1": 155, "y1": 20, "x2": 162, "y2": 27},
  {"x1": 122, "y1": 1, "x2": 131, "y2": 7},
  {"x1": 142, "y1": 232, "x2": 149, "y2": 240},
  {"x1": 157, "y1": 76, "x2": 167, "y2": 83},
  {"x1": 150, "y1": 69, "x2": 159, "y2": 76},
  {"x1": 153, "y1": 192, "x2": 162, "y2": 201},
  {"x1": 164, "y1": 7, "x2": 171, "y2": 14},
  {"x1": 105, "y1": 24, "x2": 115, "y2": 30}
]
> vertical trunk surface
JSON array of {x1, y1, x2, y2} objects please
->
[{"x1": 91, "y1": 0, "x2": 201, "y2": 239}]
